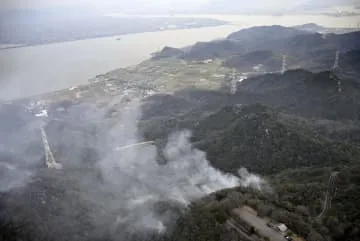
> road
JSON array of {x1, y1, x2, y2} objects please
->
[{"x1": 317, "y1": 172, "x2": 339, "y2": 219}]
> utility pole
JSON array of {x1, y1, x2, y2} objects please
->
[
  {"x1": 281, "y1": 54, "x2": 287, "y2": 74},
  {"x1": 40, "y1": 126, "x2": 62, "y2": 169}
]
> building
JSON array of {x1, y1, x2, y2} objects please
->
[{"x1": 228, "y1": 206, "x2": 287, "y2": 241}]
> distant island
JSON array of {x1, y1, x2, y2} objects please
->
[{"x1": 0, "y1": 10, "x2": 227, "y2": 47}]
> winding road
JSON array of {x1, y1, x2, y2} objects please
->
[{"x1": 317, "y1": 172, "x2": 339, "y2": 219}]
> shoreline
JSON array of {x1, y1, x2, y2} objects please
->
[
  {"x1": 0, "y1": 24, "x2": 241, "y2": 100},
  {"x1": 0, "y1": 44, "x2": 30, "y2": 50}
]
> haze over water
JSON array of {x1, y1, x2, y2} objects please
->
[{"x1": 1, "y1": 14, "x2": 359, "y2": 100}]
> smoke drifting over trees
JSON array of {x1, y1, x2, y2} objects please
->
[{"x1": 0, "y1": 101, "x2": 268, "y2": 240}]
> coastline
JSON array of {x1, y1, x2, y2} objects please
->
[{"x1": 0, "y1": 24, "x2": 241, "y2": 100}]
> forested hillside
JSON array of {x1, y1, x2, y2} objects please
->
[{"x1": 2, "y1": 24, "x2": 360, "y2": 241}]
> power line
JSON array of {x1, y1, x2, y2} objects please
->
[
  {"x1": 330, "y1": 50, "x2": 342, "y2": 93},
  {"x1": 114, "y1": 141, "x2": 155, "y2": 151}
]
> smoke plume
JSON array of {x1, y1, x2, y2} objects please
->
[
  {"x1": 0, "y1": 102, "x2": 43, "y2": 192},
  {"x1": 0, "y1": 100, "x2": 269, "y2": 240}
]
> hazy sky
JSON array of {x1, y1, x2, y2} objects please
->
[
  {"x1": 2, "y1": 0, "x2": 352, "y2": 14},
  {"x1": 0, "y1": 0, "x2": 304, "y2": 11},
  {"x1": 1, "y1": 0, "x2": 207, "y2": 10}
]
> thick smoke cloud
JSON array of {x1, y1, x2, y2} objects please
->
[
  {"x1": 70, "y1": 102, "x2": 270, "y2": 236},
  {"x1": 0, "y1": 100, "x2": 269, "y2": 239},
  {"x1": 87, "y1": 103, "x2": 243, "y2": 235}
]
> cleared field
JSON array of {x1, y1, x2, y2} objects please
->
[{"x1": 101, "y1": 58, "x2": 233, "y2": 92}]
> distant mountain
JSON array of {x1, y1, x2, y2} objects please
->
[
  {"x1": 0, "y1": 7, "x2": 97, "y2": 23},
  {"x1": 342, "y1": 49, "x2": 360, "y2": 75},
  {"x1": 293, "y1": 23, "x2": 358, "y2": 34},
  {"x1": 228, "y1": 27, "x2": 360, "y2": 53},
  {"x1": 292, "y1": 23, "x2": 328, "y2": 32},
  {"x1": 0, "y1": 10, "x2": 225, "y2": 45},
  {"x1": 235, "y1": 70, "x2": 360, "y2": 120},
  {"x1": 179, "y1": 26, "x2": 308, "y2": 60},
  {"x1": 153, "y1": 25, "x2": 360, "y2": 79},
  {"x1": 184, "y1": 40, "x2": 242, "y2": 60},
  {"x1": 151, "y1": 46, "x2": 185, "y2": 60},
  {"x1": 326, "y1": 31, "x2": 360, "y2": 52},
  {"x1": 155, "y1": 25, "x2": 360, "y2": 63},
  {"x1": 227, "y1": 25, "x2": 309, "y2": 42}
]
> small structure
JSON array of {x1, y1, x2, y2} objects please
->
[
  {"x1": 202, "y1": 59, "x2": 213, "y2": 64},
  {"x1": 229, "y1": 207, "x2": 288, "y2": 241},
  {"x1": 35, "y1": 109, "x2": 48, "y2": 117},
  {"x1": 277, "y1": 224, "x2": 288, "y2": 234},
  {"x1": 253, "y1": 64, "x2": 264, "y2": 72}
]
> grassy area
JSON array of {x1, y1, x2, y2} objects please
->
[{"x1": 105, "y1": 58, "x2": 233, "y2": 92}]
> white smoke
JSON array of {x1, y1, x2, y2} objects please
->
[
  {"x1": 0, "y1": 100, "x2": 269, "y2": 238},
  {"x1": 0, "y1": 103, "x2": 44, "y2": 192},
  {"x1": 90, "y1": 102, "x2": 268, "y2": 235},
  {"x1": 0, "y1": 162, "x2": 32, "y2": 191},
  {"x1": 238, "y1": 167, "x2": 269, "y2": 191}
]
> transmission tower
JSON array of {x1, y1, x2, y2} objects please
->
[
  {"x1": 281, "y1": 54, "x2": 287, "y2": 74},
  {"x1": 230, "y1": 69, "x2": 237, "y2": 94},
  {"x1": 330, "y1": 50, "x2": 342, "y2": 93},
  {"x1": 332, "y1": 50, "x2": 340, "y2": 70},
  {"x1": 40, "y1": 126, "x2": 62, "y2": 169}
]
